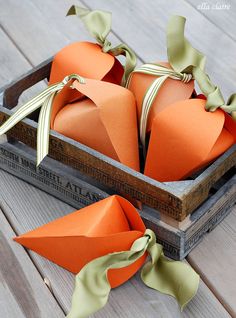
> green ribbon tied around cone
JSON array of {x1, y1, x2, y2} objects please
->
[
  {"x1": 0, "y1": 74, "x2": 85, "y2": 165},
  {"x1": 67, "y1": 5, "x2": 137, "y2": 86},
  {"x1": 66, "y1": 229, "x2": 199, "y2": 318},
  {"x1": 126, "y1": 15, "x2": 236, "y2": 153}
]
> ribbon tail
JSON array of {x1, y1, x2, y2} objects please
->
[
  {"x1": 66, "y1": 271, "x2": 110, "y2": 318},
  {"x1": 0, "y1": 84, "x2": 59, "y2": 137},
  {"x1": 167, "y1": 15, "x2": 206, "y2": 73},
  {"x1": 67, "y1": 235, "x2": 149, "y2": 318},
  {"x1": 140, "y1": 75, "x2": 169, "y2": 154},
  {"x1": 222, "y1": 93, "x2": 236, "y2": 119},
  {"x1": 37, "y1": 92, "x2": 57, "y2": 166},
  {"x1": 110, "y1": 44, "x2": 137, "y2": 86},
  {"x1": 141, "y1": 242, "x2": 199, "y2": 311},
  {"x1": 67, "y1": 5, "x2": 112, "y2": 47}
]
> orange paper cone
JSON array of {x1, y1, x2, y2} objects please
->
[
  {"x1": 49, "y1": 42, "x2": 124, "y2": 103},
  {"x1": 145, "y1": 99, "x2": 235, "y2": 181},
  {"x1": 50, "y1": 78, "x2": 140, "y2": 171},
  {"x1": 14, "y1": 196, "x2": 146, "y2": 288}
]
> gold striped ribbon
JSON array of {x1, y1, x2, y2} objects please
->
[
  {"x1": 126, "y1": 63, "x2": 193, "y2": 154},
  {"x1": 0, "y1": 74, "x2": 85, "y2": 165}
]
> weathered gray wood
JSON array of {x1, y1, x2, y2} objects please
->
[
  {"x1": 188, "y1": 204, "x2": 236, "y2": 317},
  {"x1": 0, "y1": 208, "x2": 65, "y2": 318},
  {"x1": 2, "y1": 59, "x2": 51, "y2": 109},
  {"x1": 0, "y1": 21, "x2": 45, "y2": 106},
  {"x1": 0, "y1": 27, "x2": 30, "y2": 87},
  {"x1": 0, "y1": 0, "x2": 235, "y2": 316},
  {"x1": 0, "y1": 169, "x2": 231, "y2": 317},
  {"x1": 186, "y1": 0, "x2": 236, "y2": 42},
  {"x1": 0, "y1": 140, "x2": 235, "y2": 260},
  {"x1": 1, "y1": 64, "x2": 236, "y2": 221},
  {"x1": 0, "y1": 0, "x2": 141, "y2": 66}
]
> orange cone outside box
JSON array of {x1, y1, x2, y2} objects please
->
[
  {"x1": 14, "y1": 196, "x2": 146, "y2": 288},
  {"x1": 144, "y1": 99, "x2": 236, "y2": 181},
  {"x1": 50, "y1": 78, "x2": 140, "y2": 171}
]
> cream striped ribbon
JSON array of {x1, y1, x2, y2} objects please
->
[
  {"x1": 126, "y1": 64, "x2": 193, "y2": 155},
  {"x1": 0, "y1": 74, "x2": 85, "y2": 166}
]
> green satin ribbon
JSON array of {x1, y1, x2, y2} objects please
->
[
  {"x1": 130, "y1": 15, "x2": 236, "y2": 153},
  {"x1": 167, "y1": 15, "x2": 236, "y2": 118},
  {"x1": 67, "y1": 229, "x2": 199, "y2": 318},
  {"x1": 67, "y1": 5, "x2": 137, "y2": 86}
]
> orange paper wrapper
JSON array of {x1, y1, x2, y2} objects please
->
[
  {"x1": 49, "y1": 42, "x2": 124, "y2": 103},
  {"x1": 14, "y1": 195, "x2": 146, "y2": 288},
  {"x1": 145, "y1": 99, "x2": 236, "y2": 181},
  {"x1": 51, "y1": 78, "x2": 140, "y2": 171}
]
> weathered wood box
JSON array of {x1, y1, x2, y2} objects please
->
[{"x1": 0, "y1": 59, "x2": 236, "y2": 259}]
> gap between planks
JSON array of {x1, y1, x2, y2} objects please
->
[
  {"x1": 0, "y1": 200, "x2": 67, "y2": 315},
  {"x1": 0, "y1": 23, "x2": 34, "y2": 68},
  {"x1": 0, "y1": 205, "x2": 65, "y2": 318}
]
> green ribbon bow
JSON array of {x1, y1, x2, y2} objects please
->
[
  {"x1": 127, "y1": 16, "x2": 236, "y2": 153},
  {"x1": 0, "y1": 74, "x2": 85, "y2": 165},
  {"x1": 67, "y1": 5, "x2": 137, "y2": 86},
  {"x1": 67, "y1": 229, "x2": 199, "y2": 318},
  {"x1": 168, "y1": 16, "x2": 236, "y2": 119}
]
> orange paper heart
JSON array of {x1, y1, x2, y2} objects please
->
[{"x1": 14, "y1": 195, "x2": 146, "y2": 288}]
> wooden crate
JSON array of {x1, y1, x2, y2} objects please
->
[
  {"x1": 0, "y1": 139, "x2": 235, "y2": 260},
  {"x1": 0, "y1": 59, "x2": 236, "y2": 222}
]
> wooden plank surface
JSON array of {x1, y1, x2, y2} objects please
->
[
  {"x1": 0, "y1": 0, "x2": 142, "y2": 67},
  {"x1": 0, "y1": 16, "x2": 44, "y2": 105},
  {"x1": 0, "y1": 169, "x2": 231, "y2": 318},
  {"x1": 188, "y1": 205, "x2": 236, "y2": 317},
  {"x1": 0, "y1": 207, "x2": 65, "y2": 318},
  {"x1": 0, "y1": 0, "x2": 235, "y2": 316},
  {"x1": 186, "y1": 0, "x2": 236, "y2": 42},
  {"x1": 0, "y1": 27, "x2": 30, "y2": 87}
]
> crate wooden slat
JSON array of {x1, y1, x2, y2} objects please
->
[
  {"x1": 0, "y1": 139, "x2": 235, "y2": 260},
  {"x1": 0, "y1": 60, "x2": 236, "y2": 222}
]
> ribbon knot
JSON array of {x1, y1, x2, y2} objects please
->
[
  {"x1": 181, "y1": 72, "x2": 193, "y2": 83},
  {"x1": 0, "y1": 74, "x2": 85, "y2": 165},
  {"x1": 127, "y1": 15, "x2": 236, "y2": 154},
  {"x1": 66, "y1": 229, "x2": 199, "y2": 318},
  {"x1": 101, "y1": 39, "x2": 112, "y2": 53},
  {"x1": 67, "y1": 5, "x2": 137, "y2": 86}
]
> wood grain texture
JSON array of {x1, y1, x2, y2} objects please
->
[
  {"x1": 0, "y1": 169, "x2": 231, "y2": 317},
  {"x1": 186, "y1": 0, "x2": 236, "y2": 41},
  {"x1": 0, "y1": 0, "x2": 141, "y2": 66},
  {"x1": 0, "y1": 208, "x2": 65, "y2": 318},
  {"x1": 0, "y1": 27, "x2": 30, "y2": 87},
  {"x1": 188, "y1": 204, "x2": 236, "y2": 317},
  {"x1": 0, "y1": 21, "x2": 45, "y2": 106},
  {"x1": 0, "y1": 0, "x2": 235, "y2": 316}
]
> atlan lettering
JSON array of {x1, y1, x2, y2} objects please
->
[
  {"x1": 0, "y1": 148, "x2": 20, "y2": 163},
  {"x1": 38, "y1": 166, "x2": 61, "y2": 184}
]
